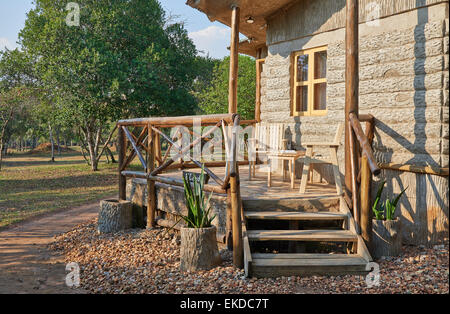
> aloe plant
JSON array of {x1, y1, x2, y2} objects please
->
[
  {"x1": 372, "y1": 180, "x2": 408, "y2": 221},
  {"x1": 181, "y1": 165, "x2": 216, "y2": 228}
]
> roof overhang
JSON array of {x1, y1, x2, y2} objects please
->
[{"x1": 186, "y1": 0, "x2": 297, "y2": 57}]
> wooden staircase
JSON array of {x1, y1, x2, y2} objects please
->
[{"x1": 242, "y1": 196, "x2": 372, "y2": 278}]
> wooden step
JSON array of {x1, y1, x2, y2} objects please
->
[
  {"x1": 245, "y1": 211, "x2": 347, "y2": 221},
  {"x1": 247, "y1": 229, "x2": 357, "y2": 242},
  {"x1": 249, "y1": 254, "x2": 368, "y2": 277},
  {"x1": 242, "y1": 196, "x2": 340, "y2": 212},
  {"x1": 252, "y1": 253, "x2": 360, "y2": 259}
]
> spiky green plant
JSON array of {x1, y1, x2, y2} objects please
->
[
  {"x1": 181, "y1": 166, "x2": 216, "y2": 228},
  {"x1": 372, "y1": 180, "x2": 408, "y2": 221},
  {"x1": 372, "y1": 180, "x2": 386, "y2": 220},
  {"x1": 383, "y1": 187, "x2": 408, "y2": 220}
]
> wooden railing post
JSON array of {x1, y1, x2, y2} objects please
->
[
  {"x1": 147, "y1": 123, "x2": 156, "y2": 228},
  {"x1": 118, "y1": 126, "x2": 126, "y2": 200},
  {"x1": 228, "y1": 5, "x2": 240, "y2": 115},
  {"x1": 230, "y1": 115, "x2": 243, "y2": 269},
  {"x1": 360, "y1": 155, "x2": 372, "y2": 247},
  {"x1": 344, "y1": 0, "x2": 359, "y2": 205}
]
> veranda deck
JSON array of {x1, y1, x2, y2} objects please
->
[{"x1": 158, "y1": 165, "x2": 339, "y2": 201}]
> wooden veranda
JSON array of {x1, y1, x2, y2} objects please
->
[{"x1": 116, "y1": 0, "x2": 384, "y2": 277}]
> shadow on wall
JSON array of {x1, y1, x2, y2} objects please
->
[{"x1": 371, "y1": 2, "x2": 448, "y2": 245}]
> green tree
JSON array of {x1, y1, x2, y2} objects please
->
[
  {"x1": 197, "y1": 55, "x2": 256, "y2": 120},
  {"x1": 0, "y1": 49, "x2": 35, "y2": 170},
  {"x1": 19, "y1": 0, "x2": 199, "y2": 170}
]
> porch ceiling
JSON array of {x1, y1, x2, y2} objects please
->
[{"x1": 186, "y1": 0, "x2": 297, "y2": 57}]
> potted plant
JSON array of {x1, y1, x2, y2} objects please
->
[
  {"x1": 371, "y1": 180, "x2": 408, "y2": 259},
  {"x1": 179, "y1": 166, "x2": 221, "y2": 272}
]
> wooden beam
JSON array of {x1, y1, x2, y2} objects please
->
[
  {"x1": 379, "y1": 163, "x2": 450, "y2": 177},
  {"x1": 228, "y1": 5, "x2": 240, "y2": 114},
  {"x1": 118, "y1": 126, "x2": 127, "y2": 200},
  {"x1": 147, "y1": 124, "x2": 156, "y2": 228},
  {"x1": 360, "y1": 155, "x2": 372, "y2": 249},
  {"x1": 344, "y1": 0, "x2": 359, "y2": 203},
  {"x1": 349, "y1": 113, "x2": 380, "y2": 176},
  {"x1": 118, "y1": 114, "x2": 234, "y2": 127}
]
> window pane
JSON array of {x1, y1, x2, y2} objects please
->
[
  {"x1": 314, "y1": 83, "x2": 327, "y2": 110},
  {"x1": 296, "y1": 86, "x2": 308, "y2": 112},
  {"x1": 314, "y1": 51, "x2": 327, "y2": 79},
  {"x1": 296, "y1": 54, "x2": 309, "y2": 82}
]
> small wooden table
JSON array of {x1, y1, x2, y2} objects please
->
[{"x1": 267, "y1": 151, "x2": 304, "y2": 189}]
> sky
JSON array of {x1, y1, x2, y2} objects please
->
[{"x1": 0, "y1": 0, "x2": 232, "y2": 59}]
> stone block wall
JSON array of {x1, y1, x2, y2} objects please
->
[{"x1": 259, "y1": 3, "x2": 449, "y2": 244}]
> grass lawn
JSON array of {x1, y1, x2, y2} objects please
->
[{"x1": 0, "y1": 148, "x2": 130, "y2": 228}]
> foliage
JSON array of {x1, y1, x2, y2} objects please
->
[
  {"x1": 372, "y1": 180, "x2": 408, "y2": 221},
  {"x1": 19, "y1": 0, "x2": 200, "y2": 170},
  {"x1": 181, "y1": 166, "x2": 216, "y2": 228},
  {"x1": 197, "y1": 55, "x2": 256, "y2": 120}
]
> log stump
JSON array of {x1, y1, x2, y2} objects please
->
[
  {"x1": 98, "y1": 200, "x2": 133, "y2": 234},
  {"x1": 180, "y1": 226, "x2": 222, "y2": 272},
  {"x1": 372, "y1": 218, "x2": 402, "y2": 259}
]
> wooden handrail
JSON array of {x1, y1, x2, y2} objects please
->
[
  {"x1": 121, "y1": 170, "x2": 226, "y2": 194},
  {"x1": 348, "y1": 113, "x2": 381, "y2": 176},
  {"x1": 118, "y1": 113, "x2": 235, "y2": 127},
  {"x1": 122, "y1": 126, "x2": 147, "y2": 171}
]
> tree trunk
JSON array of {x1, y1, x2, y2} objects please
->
[
  {"x1": 106, "y1": 146, "x2": 117, "y2": 163},
  {"x1": 49, "y1": 124, "x2": 55, "y2": 162},
  {"x1": 98, "y1": 200, "x2": 133, "y2": 233},
  {"x1": 56, "y1": 127, "x2": 61, "y2": 155},
  {"x1": 180, "y1": 226, "x2": 221, "y2": 272},
  {"x1": 81, "y1": 122, "x2": 102, "y2": 171},
  {"x1": 0, "y1": 141, "x2": 4, "y2": 171},
  {"x1": 372, "y1": 218, "x2": 402, "y2": 259}
]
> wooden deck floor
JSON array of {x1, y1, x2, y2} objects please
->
[{"x1": 159, "y1": 165, "x2": 338, "y2": 201}]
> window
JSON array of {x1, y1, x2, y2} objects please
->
[{"x1": 292, "y1": 46, "x2": 327, "y2": 116}]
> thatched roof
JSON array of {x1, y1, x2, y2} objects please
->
[{"x1": 186, "y1": 0, "x2": 297, "y2": 57}]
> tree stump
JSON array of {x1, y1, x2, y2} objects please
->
[
  {"x1": 180, "y1": 226, "x2": 222, "y2": 272},
  {"x1": 372, "y1": 218, "x2": 402, "y2": 259},
  {"x1": 98, "y1": 200, "x2": 133, "y2": 234}
]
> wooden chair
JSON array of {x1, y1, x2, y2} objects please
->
[
  {"x1": 248, "y1": 123, "x2": 286, "y2": 179},
  {"x1": 298, "y1": 123, "x2": 345, "y2": 195}
]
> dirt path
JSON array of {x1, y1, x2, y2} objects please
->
[{"x1": 0, "y1": 197, "x2": 114, "y2": 294}]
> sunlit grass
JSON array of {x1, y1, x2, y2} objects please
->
[{"x1": 0, "y1": 148, "x2": 124, "y2": 228}]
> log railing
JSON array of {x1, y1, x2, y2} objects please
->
[
  {"x1": 117, "y1": 113, "x2": 244, "y2": 268},
  {"x1": 347, "y1": 113, "x2": 380, "y2": 245}
]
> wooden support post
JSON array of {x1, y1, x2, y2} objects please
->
[
  {"x1": 360, "y1": 155, "x2": 372, "y2": 248},
  {"x1": 231, "y1": 174, "x2": 243, "y2": 269},
  {"x1": 155, "y1": 128, "x2": 161, "y2": 167},
  {"x1": 228, "y1": 5, "x2": 240, "y2": 115},
  {"x1": 344, "y1": 0, "x2": 359, "y2": 205},
  {"x1": 118, "y1": 126, "x2": 126, "y2": 200},
  {"x1": 147, "y1": 124, "x2": 156, "y2": 228}
]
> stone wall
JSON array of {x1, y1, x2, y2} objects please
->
[
  {"x1": 259, "y1": 1, "x2": 449, "y2": 244},
  {"x1": 126, "y1": 179, "x2": 228, "y2": 237}
]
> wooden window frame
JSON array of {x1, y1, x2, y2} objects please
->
[{"x1": 291, "y1": 46, "x2": 328, "y2": 117}]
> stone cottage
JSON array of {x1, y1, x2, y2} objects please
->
[{"x1": 187, "y1": 0, "x2": 449, "y2": 245}]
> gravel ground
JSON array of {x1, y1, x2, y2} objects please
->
[{"x1": 49, "y1": 219, "x2": 449, "y2": 294}]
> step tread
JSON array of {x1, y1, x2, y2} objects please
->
[
  {"x1": 252, "y1": 253, "x2": 362, "y2": 260},
  {"x1": 247, "y1": 229, "x2": 357, "y2": 242},
  {"x1": 245, "y1": 211, "x2": 347, "y2": 220},
  {"x1": 252, "y1": 255, "x2": 367, "y2": 267}
]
